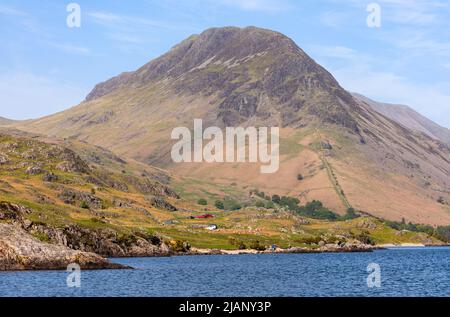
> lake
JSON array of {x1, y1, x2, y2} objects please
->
[{"x1": 1, "y1": 247, "x2": 450, "y2": 297}]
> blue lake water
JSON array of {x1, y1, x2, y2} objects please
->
[{"x1": 1, "y1": 247, "x2": 450, "y2": 297}]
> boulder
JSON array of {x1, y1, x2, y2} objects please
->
[
  {"x1": 0, "y1": 154, "x2": 8, "y2": 165},
  {"x1": 26, "y1": 165, "x2": 45, "y2": 175},
  {"x1": 148, "y1": 196, "x2": 177, "y2": 211},
  {"x1": 42, "y1": 172, "x2": 59, "y2": 182}
]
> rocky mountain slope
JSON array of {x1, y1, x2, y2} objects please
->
[
  {"x1": 0, "y1": 129, "x2": 183, "y2": 265},
  {"x1": 354, "y1": 93, "x2": 450, "y2": 145},
  {"x1": 12, "y1": 26, "x2": 450, "y2": 225}
]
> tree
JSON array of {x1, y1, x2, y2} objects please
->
[
  {"x1": 341, "y1": 207, "x2": 359, "y2": 220},
  {"x1": 296, "y1": 200, "x2": 339, "y2": 220},
  {"x1": 197, "y1": 198, "x2": 208, "y2": 206},
  {"x1": 272, "y1": 195, "x2": 281, "y2": 204},
  {"x1": 279, "y1": 196, "x2": 300, "y2": 211}
]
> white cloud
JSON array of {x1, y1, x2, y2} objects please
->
[
  {"x1": 378, "y1": 0, "x2": 446, "y2": 26},
  {"x1": 49, "y1": 43, "x2": 91, "y2": 55},
  {"x1": 394, "y1": 34, "x2": 450, "y2": 58},
  {"x1": 0, "y1": 5, "x2": 26, "y2": 16},
  {"x1": 217, "y1": 0, "x2": 290, "y2": 12},
  {"x1": 308, "y1": 45, "x2": 362, "y2": 60},
  {"x1": 107, "y1": 33, "x2": 144, "y2": 44},
  {"x1": 0, "y1": 72, "x2": 88, "y2": 120},
  {"x1": 320, "y1": 11, "x2": 351, "y2": 28},
  {"x1": 160, "y1": 0, "x2": 291, "y2": 13},
  {"x1": 88, "y1": 11, "x2": 194, "y2": 31},
  {"x1": 87, "y1": 10, "x2": 199, "y2": 49}
]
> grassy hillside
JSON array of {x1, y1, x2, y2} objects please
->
[{"x1": 2, "y1": 130, "x2": 443, "y2": 252}]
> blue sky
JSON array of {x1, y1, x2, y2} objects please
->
[{"x1": 0, "y1": 0, "x2": 449, "y2": 128}]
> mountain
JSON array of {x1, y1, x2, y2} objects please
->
[
  {"x1": 0, "y1": 117, "x2": 15, "y2": 126},
  {"x1": 12, "y1": 26, "x2": 450, "y2": 225},
  {"x1": 354, "y1": 93, "x2": 450, "y2": 145}
]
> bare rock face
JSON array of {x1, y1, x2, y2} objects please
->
[
  {"x1": 58, "y1": 188, "x2": 103, "y2": 209},
  {"x1": 25, "y1": 165, "x2": 45, "y2": 175},
  {"x1": 0, "y1": 154, "x2": 8, "y2": 165},
  {"x1": 0, "y1": 223, "x2": 126, "y2": 271},
  {"x1": 0, "y1": 201, "x2": 32, "y2": 223},
  {"x1": 0, "y1": 201, "x2": 172, "y2": 266},
  {"x1": 147, "y1": 196, "x2": 177, "y2": 212},
  {"x1": 28, "y1": 223, "x2": 172, "y2": 258}
]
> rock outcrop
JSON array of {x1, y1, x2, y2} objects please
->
[
  {"x1": 0, "y1": 201, "x2": 172, "y2": 270},
  {"x1": 0, "y1": 223, "x2": 126, "y2": 271},
  {"x1": 28, "y1": 223, "x2": 171, "y2": 258}
]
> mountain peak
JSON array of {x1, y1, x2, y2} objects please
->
[
  {"x1": 85, "y1": 26, "x2": 303, "y2": 102},
  {"x1": 85, "y1": 26, "x2": 358, "y2": 130}
]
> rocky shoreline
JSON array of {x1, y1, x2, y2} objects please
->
[
  {"x1": 0, "y1": 201, "x2": 388, "y2": 271},
  {"x1": 0, "y1": 202, "x2": 171, "y2": 271},
  {"x1": 0, "y1": 223, "x2": 128, "y2": 271},
  {"x1": 187, "y1": 243, "x2": 376, "y2": 257},
  {"x1": 0, "y1": 221, "x2": 375, "y2": 271}
]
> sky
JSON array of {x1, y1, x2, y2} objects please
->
[{"x1": 0, "y1": 0, "x2": 449, "y2": 128}]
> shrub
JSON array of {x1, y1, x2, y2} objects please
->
[
  {"x1": 197, "y1": 198, "x2": 208, "y2": 206},
  {"x1": 355, "y1": 231, "x2": 375, "y2": 246},
  {"x1": 265, "y1": 201, "x2": 275, "y2": 209},
  {"x1": 255, "y1": 201, "x2": 265, "y2": 208},
  {"x1": 32, "y1": 232, "x2": 51, "y2": 243},
  {"x1": 296, "y1": 235, "x2": 322, "y2": 245},
  {"x1": 297, "y1": 174, "x2": 304, "y2": 181},
  {"x1": 169, "y1": 240, "x2": 191, "y2": 252},
  {"x1": 215, "y1": 200, "x2": 225, "y2": 210},
  {"x1": 436, "y1": 226, "x2": 450, "y2": 243},
  {"x1": 80, "y1": 201, "x2": 90, "y2": 209},
  {"x1": 224, "y1": 198, "x2": 242, "y2": 211},
  {"x1": 249, "y1": 240, "x2": 266, "y2": 251},
  {"x1": 229, "y1": 237, "x2": 247, "y2": 250}
]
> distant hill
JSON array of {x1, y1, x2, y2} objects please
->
[
  {"x1": 353, "y1": 93, "x2": 450, "y2": 145},
  {"x1": 0, "y1": 117, "x2": 15, "y2": 126},
  {"x1": 12, "y1": 26, "x2": 450, "y2": 225}
]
